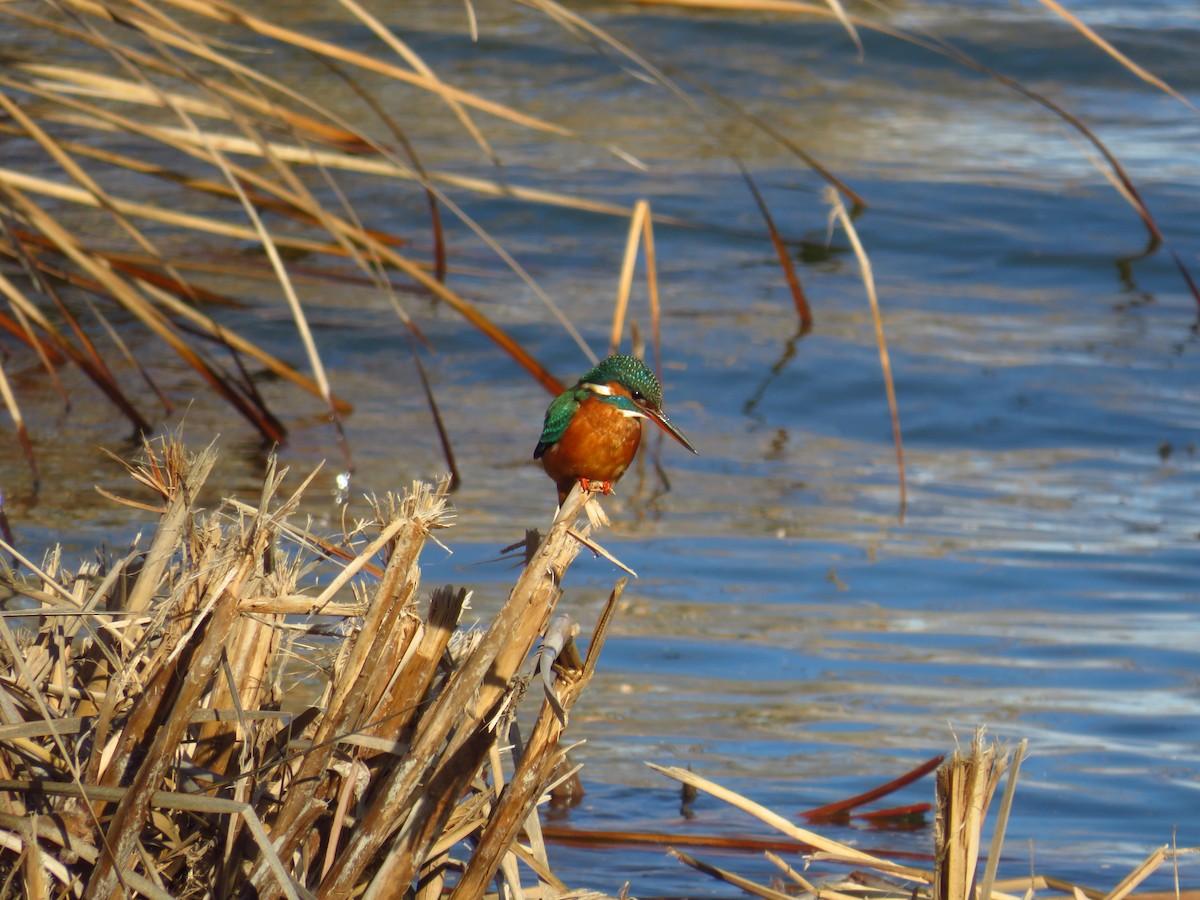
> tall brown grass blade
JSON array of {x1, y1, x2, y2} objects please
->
[
  {"x1": 627, "y1": 1, "x2": 842, "y2": 14},
  {"x1": 0, "y1": 84, "x2": 205, "y2": 320},
  {"x1": 691, "y1": 81, "x2": 867, "y2": 209},
  {"x1": 19, "y1": 248, "x2": 144, "y2": 405},
  {"x1": 823, "y1": 0, "x2": 863, "y2": 59},
  {"x1": 610, "y1": 201, "x2": 651, "y2": 356},
  {"x1": 213, "y1": 152, "x2": 344, "y2": 446},
  {"x1": 39, "y1": 49, "x2": 580, "y2": 392},
  {"x1": 11, "y1": 51, "x2": 638, "y2": 374},
  {"x1": 0, "y1": 161, "x2": 335, "y2": 254},
  {"x1": 20, "y1": 63, "x2": 236, "y2": 122},
  {"x1": 0, "y1": 114, "x2": 393, "y2": 260},
  {"x1": 1032, "y1": 0, "x2": 1196, "y2": 113},
  {"x1": 15, "y1": 88, "x2": 427, "y2": 362},
  {"x1": 318, "y1": 59, "x2": 448, "y2": 282},
  {"x1": 265, "y1": 95, "x2": 599, "y2": 369},
  {"x1": 22, "y1": 243, "x2": 283, "y2": 421},
  {"x1": 531, "y1": 0, "x2": 814, "y2": 326},
  {"x1": 106, "y1": 257, "x2": 240, "y2": 308},
  {"x1": 0, "y1": 226, "x2": 70, "y2": 391},
  {"x1": 0, "y1": 268, "x2": 152, "y2": 435},
  {"x1": 902, "y1": 28, "x2": 1199, "y2": 306},
  {"x1": 0, "y1": 308, "x2": 59, "y2": 362},
  {"x1": 1, "y1": 71, "x2": 391, "y2": 280},
  {"x1": 0, "y1": 495, "x2": 15, "y2": 566},
  {"x1": 641, "y1": 208, "x2": 663, "y2": 376},
  {"x1": 159, "y1": 59, "x2": 405, "y2": 375},
  {"x1": 335, "y1": 0, "x2": 497, "y2": 163},
  {"x1": 351, "y1": 226, "x2": 570, "y2": 395},
  {"x1": 19, "y1": 108, "x2": 633, "y2": 222},
  {"x1": 136, "y1": 280, "x2": 353, "y2": 415},
  {"x1": 117, "y1": 32, "x2": 380, "y2": 432},
  {"x1": 146, "y1": 107, "x2": 592, "y2": 366},
  {"x1": 826, "y1": 187, "x2": 905, "y2": 516},
  {"x1": 78, "y1": 291, "x2": 173, "y2": 411},
  {"x1": 112, "y1": 0, "x2": 608, "y2": 148},
  {"x1": 669, "y1": 847, "x2": 796, "y2": 899},
  {"x1": 1, "y1": 183, "x2": 287, "y2": 440},
  {"x1": 744, "y1": 162, "x2": 813, "y2": 327},
  {"x1": 411, "y1": 344, "x2": 462, "y2": 491},
  {"x1": 647, "y1": 762, "x2": 921, "y2": 875},
  {"x1": 7, "y1": 20, "x2": 364, "y2": 152},
  {"x1": 978, "y1": 739, "x2": 1025, "y2": 900},
  {"x1": 921, "y1": 23, "x2": 1198, "y2": 305},
  {"x1": 0, "y1": 360, "x2": 36, "y2": 485}
]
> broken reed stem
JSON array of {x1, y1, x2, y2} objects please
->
[
  {"x1": 0, "y1": 440, "x2": 625, "y2": 898},
  {"x1": 934, "y1": 729, "x2": 1007, "y2": 900},
  {"x1": 450, "y1": 578, "x2": 626, "y2": 898},
  {"x1": 317, "y1": 484, "x2": 595, "y2": 897}
]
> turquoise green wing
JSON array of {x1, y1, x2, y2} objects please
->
[{"x1": 534, "y1": 388, "x2": 583, "y2": 458}]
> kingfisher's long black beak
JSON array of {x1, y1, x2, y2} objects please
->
[{"x1": 641, "y1": 405, "x2": 698, "y2": 455}]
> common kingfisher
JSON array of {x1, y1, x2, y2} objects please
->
[{"x1": 534, "y1": 355, "x2": 697, "y2": 505}]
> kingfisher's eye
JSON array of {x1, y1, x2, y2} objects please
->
[{"x1": 630, "y1": 389, "x2": 644, "y2": 402}]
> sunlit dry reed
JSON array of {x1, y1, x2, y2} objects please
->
[
  {"x1": 655, "y1": 733, "x2": 1199, "y2": 900},
  {"x1": 0, "y1": 436, "x2": 626, "y2": 897}
]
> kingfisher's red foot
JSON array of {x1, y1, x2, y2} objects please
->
[{"x1": 578, "y1": 478, "x2": 615, "y2": 496}]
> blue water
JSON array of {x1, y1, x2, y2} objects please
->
[{"x1": 3, "y1": 1, "x2": 1200, "y2": 896}]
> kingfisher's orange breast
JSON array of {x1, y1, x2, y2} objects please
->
[{"x1": 540, "y1": 393, "x2": 643, "y2": 501}]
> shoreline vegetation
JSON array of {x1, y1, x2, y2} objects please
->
[
  {"x1": 0, "y1": 438, "x2": 1194, "y2": 897},
  {"x1": 1, "y1": 0, "x2": 1194, "y2": 486}
]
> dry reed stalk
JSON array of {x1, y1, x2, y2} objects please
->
[
  {"x1": 826, "y1": 186, "x2": 905, "y2": 516},
  {"x1": 933, "y1": 730, "x2": 1007, "y2": 900},
  {"x1": 451, "y1": 580, "x2": 625, "y2": 897},
  {"x1": 0, "y1": 438, "x2": 628, "y2": 897},
  {"x1": 312, "y1": 484, "x2": 600, "y2": 897},
  {"x1": 650, "y1": 732, "x2": 1197, "y2": 900}
]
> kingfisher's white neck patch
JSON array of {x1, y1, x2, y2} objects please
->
[{"x1": 583, "y1": 382, "x2": 646, "y2": 418}]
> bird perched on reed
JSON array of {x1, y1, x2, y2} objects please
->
[{"x1": 534, "y1": 355, "x2": 697, "y2": 505}]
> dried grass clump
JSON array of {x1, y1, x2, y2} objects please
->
[
  {"x1": 655, "y1": 731, "x2": 1200, "y2": 900},
  {"x1": 0, "y1": 436, "x2": 623, "y2": 898}
]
